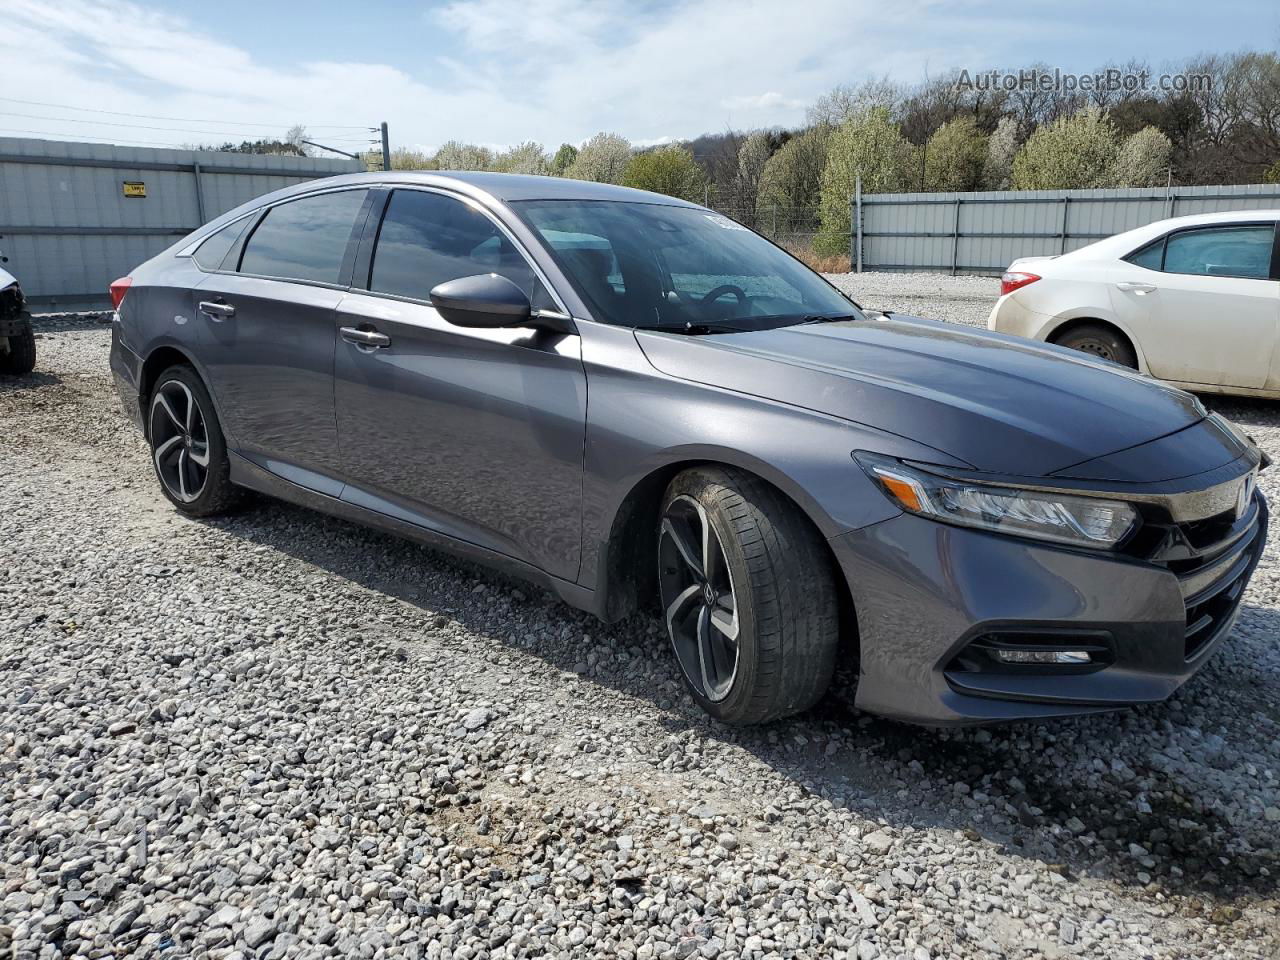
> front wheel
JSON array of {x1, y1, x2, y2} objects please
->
[
  {"x1": 658, "y1": 466, "x2": 840, "y2": 725},
  {"x1": 148, "y1": 365, "x2": 240, "y2": 516},
  {"x1": 0, "y1": 317, "x2": 35, "y2": 375}
]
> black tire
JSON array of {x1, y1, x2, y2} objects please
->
[
  {"x1": 0, "y1": 316, "x2": 35, "y2": 375},
  {"x1": 1054, "y1": 323, "x2": 1138, "y2": 369},
  {"x1": 148, "y1": 365, "x2": 240, "y2": 517},
  {"x1": 658, "y1": 466, "x2": 840, "y2": 725}
]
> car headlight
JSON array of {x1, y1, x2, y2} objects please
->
[{"x1": 855, "y1": 453, "x2": 1139, "y2": 549}]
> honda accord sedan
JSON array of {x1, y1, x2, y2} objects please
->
[{"x1": 109, "y1": 172, "x2": 1268, "y2": 726}]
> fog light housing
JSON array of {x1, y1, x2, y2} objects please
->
[
  {"x1": 993, "y1": 649, "x2": 1092, "y2": 665},
  {"x1": 948, "y1": 632, "x2": 1114, "y2": 675}
]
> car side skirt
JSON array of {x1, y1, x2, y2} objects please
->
[{"x1": 227, "y1": 452, "x2": 603, "y2": 618}]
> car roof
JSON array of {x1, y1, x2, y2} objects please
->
[{"x1": 271, "y1": 170, "x2": 701, "y2": 207}]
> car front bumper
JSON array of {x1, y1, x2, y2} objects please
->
[{"x1": 829, "y1": 491, "x2": 1268, "y2": 726}]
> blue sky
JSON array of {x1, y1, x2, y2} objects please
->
[{"x1": 0, "y1": 0, "x2": 1276, "y2": 155}]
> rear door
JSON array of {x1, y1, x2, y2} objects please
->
[
  {"x1": 1114, "y1": 222, "x2": 1279, "y2": 388},
  {"x1": 194, "y1": 188, "x2": 370, "y2": 489},
  {"x1": 333, "y1": 187, "x2": 586, "y2": 580}
]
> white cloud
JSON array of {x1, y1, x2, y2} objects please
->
[
  {"x1": 720, "y1": 92, "x2": 809, "y2": 112},
  {"x1": 0, "y1": 0, "x2": 1031, "y2": 153}
]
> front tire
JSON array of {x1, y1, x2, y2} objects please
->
[
  {"x1": 0, "y1": 317, "x2": 35, "y2": 375},
  {"x1": 658, "y1": 466, "x2": 840, "y2": 725},
  {"x1": 148, "y1": 365, "x2": 239, "y2": 516}
]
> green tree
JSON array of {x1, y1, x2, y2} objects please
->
[
  {"x1": 730, "y1": 131, "x2": 773, "y2": 226},
  {"x1": 923, "y1": 116, "x2": 987, "y2": 192},
  {"x1": 432, "y1": 141, "x2": 494, "y2": 171},
  {"x1": 566, "y1": 132, "x2": 631, "y2": 184},
  {"x1": 1011, "y1": 109, "x2": 1119, "y2": 189},
  {"x1": 1265, "y1": 159, "x2": 1280, "y2": 184},
  {"x1": 388, "y1": 147, "x2": 434, "y2": 170},
  {"x1": 490, "y1": 141, "x2": 549, "y2": 175},
  {"x1": 1108, "y1": 126, "x2": 1172, "y2": 187},
  {"x1": 983, "y1": 116, "x2": 1019, "y2": 189},
  {"x1": 621, "y1": 146, "x2": 705, "y2": 201},
  {"x1": 815, "y1": 109, "x2": 914, "y2": 255},
  {"x1": 758, "y1": 127, "x2": 830, "y2": 229},
  {"x1": 550, "y1": 143, "x2": 578, "y2": 176}
]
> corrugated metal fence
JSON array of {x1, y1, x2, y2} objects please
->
[
  {"x1": 0, "y1": 137, "x2": 362, "y2": 309},
  {"x1": 855, "y1": 183, "x2": 1280, "y2": 276}
]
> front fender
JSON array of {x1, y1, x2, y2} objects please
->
[{"x1": 576, "y1": 325, "x2": 972, "y2": 593}]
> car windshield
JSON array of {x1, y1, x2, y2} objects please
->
[{"x1": 510, "y1": 199, "x2": 862, "y2": 331}]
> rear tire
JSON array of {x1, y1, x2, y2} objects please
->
[
  {"x1": 0, "y1": 317, "x2": 35, "y2": 375},
  {"x1": 1054, "y1": 323, "x2": 1138, "y2": 369},
  {"x1": 148, "y1": 365, "x2": 240, "y2": 517},
  {"x1": 658, "y1": 466, "x2": 840, "y2": 725}
]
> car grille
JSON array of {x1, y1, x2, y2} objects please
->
[{"x1": 1148, "y1": 495, "x2": 1265, "y2": 662}]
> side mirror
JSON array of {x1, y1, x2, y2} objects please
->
[{"x1": 430, "y1": 274, "x2": 532, "y2": 328}]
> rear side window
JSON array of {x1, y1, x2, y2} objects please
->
[
  {"x1": 369, "y1": 190, "x2": 546, "y2": 304},
  {"x1": 192, "y1": 216, "x2": 250, "y2": 271},
  {"x1": 1125, "y1": 238, "x2": 1164, "y2": 271},
  {"x1": 1162, "y1": 225, "x2": 1274, "y2": 279},
  {"x1": 239, "y1": 190, "x2": 367, "y2": 284}
]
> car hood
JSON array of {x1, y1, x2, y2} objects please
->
[{"x1": 636, "y1": 314, "x2": 1213, "y2": 478}]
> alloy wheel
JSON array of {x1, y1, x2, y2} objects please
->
[
  {"x1": 658, "y1": 495, "x2": 741, "y2": 702},
  {"x1": 149, "y1": 379, "x2": 210, "y2": 503}
]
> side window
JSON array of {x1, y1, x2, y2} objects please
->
[
  {"x1": 369, "y1": 190, "x2": 546, "y2": 304},
  {"x1": 192, "y1": 216, "x2": 250, "y2": 271},
  {"x1": 1161, "y1": 225, "x2": 1275, "y2": 279},
  {"x1": 239, "y1": 190, "x2": 367, "y2": 284},
  {"x1": 1125, "y1": 237, "x2": 1165, "y2": 272}
]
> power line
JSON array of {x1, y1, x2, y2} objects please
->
[{"x1": 0, "y1": 96, "x2": 372, "y2": 131}]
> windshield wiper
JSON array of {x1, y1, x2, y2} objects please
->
[
  {"x1": 793, "y1": 314, "x2": 859, "y2": 326},
  {"x1": 634, "y1": 322, "x2": 744, "y2": 336}
]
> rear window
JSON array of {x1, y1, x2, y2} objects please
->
[
  {"x1": 192, "y1": 216, "x2": 250, "y2": 271},
  {"x1": 239, "y1": 189, "x2": 367, "y2": 284}
]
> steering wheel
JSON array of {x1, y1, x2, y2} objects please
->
[{"x1": 700, "y1": 284, "x2": 748, "y2": 306}]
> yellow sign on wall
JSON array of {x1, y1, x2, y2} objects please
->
[{"x1": 122, "y1": 181, "x2": 146, "y2": 198}]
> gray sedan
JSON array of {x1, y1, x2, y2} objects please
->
[{"x1": 109, "y1": 172, "x2": 1268, "y2": 726}]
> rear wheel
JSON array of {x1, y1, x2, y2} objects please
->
[
  {"x1": 0, "y1": 316, "x2": 35, "y2": 375},
  {"x1": 148, "y1": 365, "x2": 239, "y2": 516},
  {"x1": 658, "y1": 466, "x2": 840, "y2": 725},
  {"x1": 1054, "y1": 323, "x2": 1138, "y2": 369}
]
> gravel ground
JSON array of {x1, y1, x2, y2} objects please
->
[{"x1": 2, "y1": 282, "x2": 1279, "y2": 960}]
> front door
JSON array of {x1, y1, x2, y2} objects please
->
[{"x1": 333, "y1": 187, "x2": 587, "y2": 581}]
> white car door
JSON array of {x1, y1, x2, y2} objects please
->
[{"x1": 1112, "y1": 222, "x2": 1279, "y2": 389}]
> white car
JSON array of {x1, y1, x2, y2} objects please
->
[{"x1": 988, "y1": 210, "x2": 1280, "y2": 398}]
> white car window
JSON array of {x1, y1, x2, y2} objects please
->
[{"x1": 1161, "y1": 225, "x2": 1274, "y2": 280}]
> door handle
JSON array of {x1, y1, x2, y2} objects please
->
[
  {"x1": 198, "y1": 300, "x2": 236, "y2": 319},
  {"x1": 1115, "y1": 282, "x2": 1156, "y2": 294},
  {"x1": 340, "y1": 326, "x2": 391, "y2": 348}
]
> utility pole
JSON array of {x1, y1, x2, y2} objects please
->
[{"x1": 380, "y1": 122, "x2": 391, "y2": 173}]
